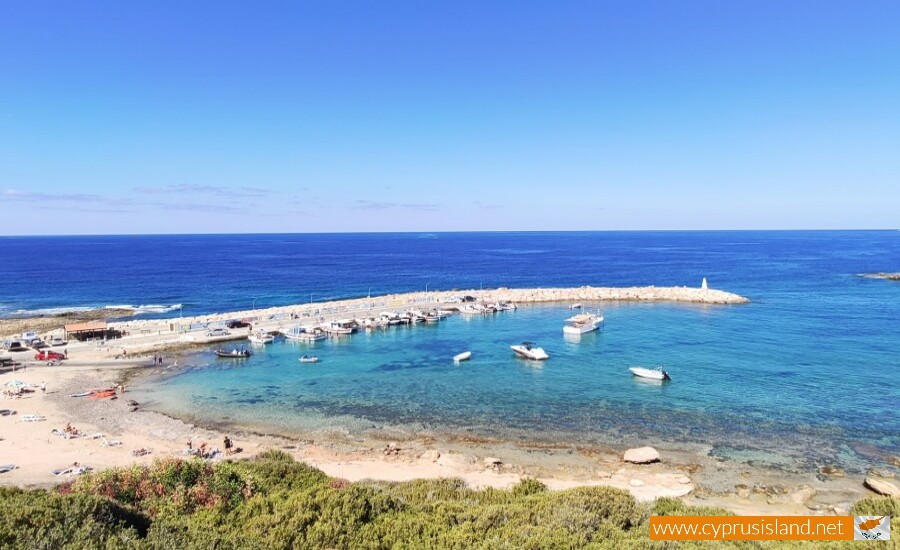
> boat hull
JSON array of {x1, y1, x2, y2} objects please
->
[
  {"x1": 453, "y1": 351, "x2": 472, "y2": 362},
  {"x1": 562, "y1": 322, "x2": 601, "y2": 335},
  {"x1": 510, "y1": 345, "x2": 549, "y2": 360},
  {"x1": 629, "y1": 367, "x2": 669, "y2": 380}
]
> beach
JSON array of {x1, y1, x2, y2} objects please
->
[
  {"x1": 1, "y1": 285, "x2": 885, "y2": 516},
  {"x1": 1, "y1": 361, "x2": 869, "y2": 515}
]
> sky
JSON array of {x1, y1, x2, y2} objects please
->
[{"x1": 0, "y1": 1, "x2": 898, "y2": 234}]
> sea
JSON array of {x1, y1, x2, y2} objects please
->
[{"x1": 1, "y1": 231, "x2": 898, "y2": 473}]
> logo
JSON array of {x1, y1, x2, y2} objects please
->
[{"x1": 854, "y1": 516, "x2": 890, "y2": 540}]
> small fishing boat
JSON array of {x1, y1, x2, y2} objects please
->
[
  {"x1": 248, "y1": 331, "x2": 275, "y2": 345},
  {"x1": 215, "y1": 348, "x2": 252, "y2": 358},
  {"x1": 299, "y1": 330, "x2": 326, "y2": 342},
  {"x1": 510, "y1": 342, "x2": 549, "y2": 361},
  {"x1": 568, "y1": 303, "x2": 583, "y2": 310},
  {"x1": 453, "y1": 351, "x2": 472, "y2": 362},
  {"x1": 283, "y1": 326, "x2": 306, "y2": 341},
  {"x1": 629, "y1": 367, "x2": 670, "y2": 380},
  {"x1": 298, "y1": 355, "x2": 319, "y2": 363}
]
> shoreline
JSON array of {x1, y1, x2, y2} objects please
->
[
  {"x1": 5, "y1": 285, "x2": 884, "y2": 515},
  {"x1": 0, "y1": 363, "x2": 877, "y2": 515}
]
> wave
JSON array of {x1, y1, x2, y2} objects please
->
[
  {"x1": 104, "y1": 304, "x2": 183, "y2": 314},
  {"x1": 11, "y1": 306, "x2": 98, "y2": 316},
  {"x1": 6, "y1": 304, "x2": 183, "y2": 318}
]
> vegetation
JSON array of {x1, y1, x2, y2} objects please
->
[{"x1": 0, "y1": 450, "x2": 896, "y2": 549}]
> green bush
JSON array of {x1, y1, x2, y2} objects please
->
[{"x1": 1, "y1": 452, "x2": 893, "y2": 549}]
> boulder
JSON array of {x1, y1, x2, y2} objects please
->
[
  {"x1": 629, "y1": 479, "x2": 645, "y2": 487},
  {"x1": 623, "y1": 447, "x2": 660, "y2": 464},
  {"x1": 864, "y1": 477, "x2": 900, "y2": 496},
  {"x1": 789, "y1": 485, "x2": 816, "y2": 505}
]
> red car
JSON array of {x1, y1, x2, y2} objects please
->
[{"x1": 35, "y1": 350, "x2": 65, "y2": 361}]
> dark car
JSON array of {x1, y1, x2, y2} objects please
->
[{"x1": 226, "y1": 320, "x2": 250, "y2": 329}]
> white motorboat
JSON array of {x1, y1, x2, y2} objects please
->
[
  {"x1": 298, "y1": 355, "x2": 319, "y2": 363},
  {"x1": 629, "y1": 367, "x2": 671, "y2": 380},
  {"x1": 453, "y1": 351, "x2": 472, "y2": 362},
  {"x1": 510, "y1": 342, "x2": 549, "y2": 361},
  {"x1": 248, "y1": 331, "x2": 275, "y2": 345},
  {"x1": 563, "y1": 312, "x2": 604, "y2": 335},
  {"x1": 459, "y1": 305, "x2": 483, "y2": 316},
  {"x1": 568, "y1": 303, "x2": 583, "y2": 310}
]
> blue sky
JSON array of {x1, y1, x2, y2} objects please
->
[{"x1": 1, "y1": 1, "x2": 898, "y2": 234}]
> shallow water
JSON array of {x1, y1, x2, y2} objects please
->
[{"x1": 136, "y1": 298, "x2": 898, "y2": 474}]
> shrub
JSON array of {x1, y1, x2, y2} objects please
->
[{"x1": 511, "y1": 477, "x2": 548, "y2": 497}]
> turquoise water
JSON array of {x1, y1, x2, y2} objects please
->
[{"x1": 136, "y1": 298, "x2": 899, "y2": 474}]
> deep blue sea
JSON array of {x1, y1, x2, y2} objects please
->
[{"x1": 2, "y1": 231, "x2": 898, "y2": 472}]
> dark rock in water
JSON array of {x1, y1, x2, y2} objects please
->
[
  {"x1": 860, "y1": 272, "x2": 900, "y2": 281},
  {"x1": 819, "y1": 465, "x2": 845, "y2": 477}
]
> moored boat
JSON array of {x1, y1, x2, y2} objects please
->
[
  {"x1": 326, "y1": 319, "x2": 358, "y2": 334},
  {"x1": 298, "y1": 355, "x2": 319, "y2": 363},
  {"x1": 562, "y1": 312, "x2": 604, "y2": 335},
  {"x1": 629, "y1": 366, "x2": 670, "y2": 380},
  {"x1": 248, "y1": 331, "x2": 275, "y2": 345},
  {"x1": 453, "y1": 351, "x2": 472, "y2": 362},
  {"x1": 510, "y1": 342, "x2": 549, "y2": 360},
  {"x1": 215, "y1": 348, "x2": 252, "y2": 358}
]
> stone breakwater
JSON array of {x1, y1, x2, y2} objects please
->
[{"x1": 114, "y1": 285, "x2": 749, "y2": 333}]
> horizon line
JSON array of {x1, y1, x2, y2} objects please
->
[{"x1": 1, "y1": 228, "x2": 898, "y2": 238}]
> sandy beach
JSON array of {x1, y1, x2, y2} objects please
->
[
  {"x1": 0, "y1": 286, "x2": 884, "y2": 516},
  {"x1": 0, "y1": 360, "x2": 873, "y2": 516}
]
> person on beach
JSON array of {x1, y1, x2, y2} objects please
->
[
  {"x1": 186, "y1": 438, "x2": 192, "y2": 450},
  {"x1": 224, "y1": 436, "x2": 233, "y2": 456},
  {"x1": 64, "y1": 348, "x2": 68, "y2": 359},
  {"x1": 40, "y1": 381, "x2": 46, "y2": 393}
]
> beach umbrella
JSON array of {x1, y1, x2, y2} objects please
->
[{"x1": 5, "y1": 379, "x2": 27, "y2": 388}]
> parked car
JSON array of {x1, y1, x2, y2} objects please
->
[
  {"x1": 35, "y1": 350, "x2": 65, "y2": 361},
  {"x1": 29, "y1": 339, "x2": 48, "y2": 349},
  {"x1": 226, "y1": 320, "x2": 250, "y2": 329},
  {"x1": 206, "y1": 328, "x2": 231, "y2": 337},
  {"x1": 3, "y1": 340, "x2": 25, "y2": 352}
]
